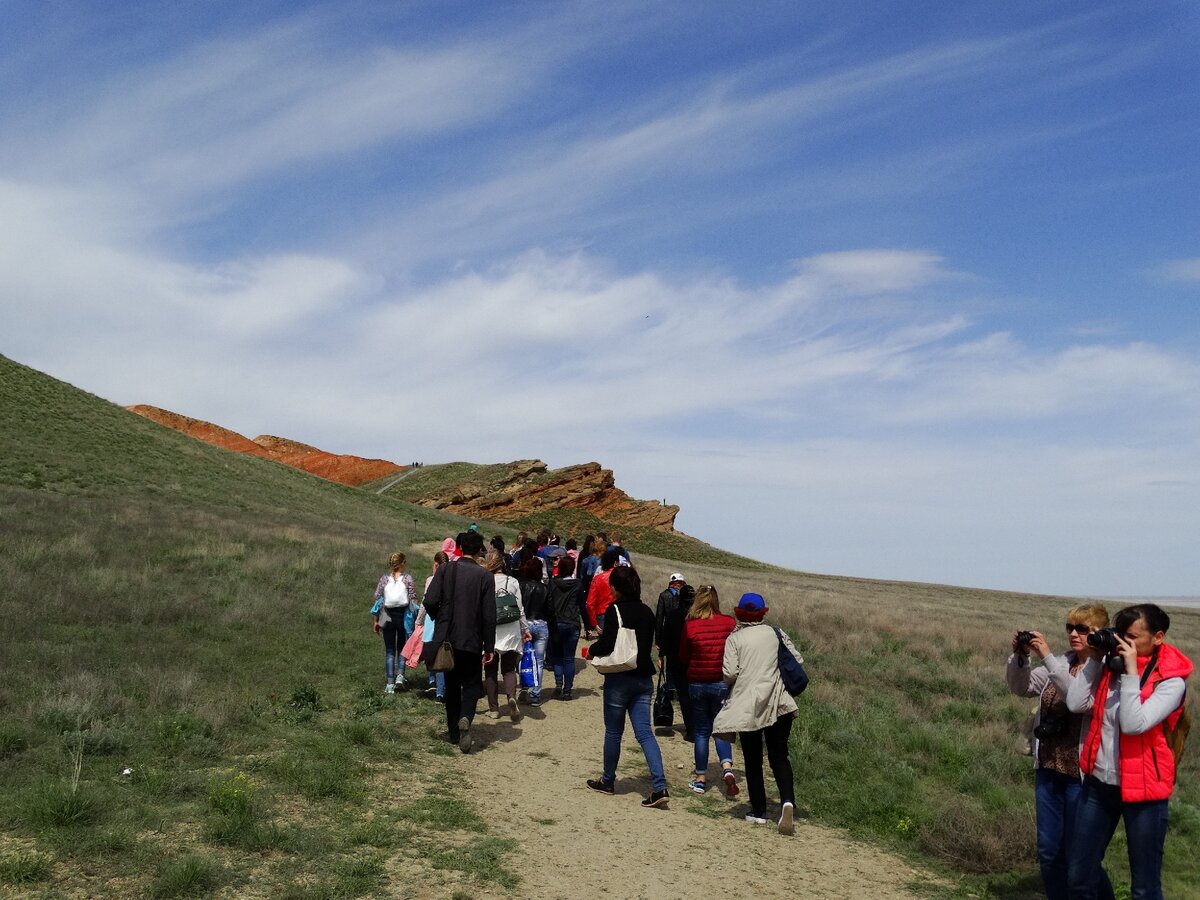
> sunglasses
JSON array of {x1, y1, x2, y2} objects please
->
[{"x1": 1065, "y1": 623, "x2": 1090, "y2": 635}]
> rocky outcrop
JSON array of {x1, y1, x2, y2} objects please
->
[
  {"x1": 126, "y1": 405, "x2": 404, "y2": 487},
  {"x1": 411, "y1": 460, "x2": 679, "y2": 531}
]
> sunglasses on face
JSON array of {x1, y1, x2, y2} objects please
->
[{"x1": 1065, "y1": 623, "x2": 1090, "y2": 635}]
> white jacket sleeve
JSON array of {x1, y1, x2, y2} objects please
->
[
  {"x1": 1118, "y1": 676, "x2": 1186, "y2": 735},
  {"x1": 1006, "y1": 653, "x2": 1049, "y2": 698},
  {"x1": 1066, "y1": 657, "x2": 1101, "y2": 713}
]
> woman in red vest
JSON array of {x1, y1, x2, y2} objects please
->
[{"x1": 1065, "y1": 603, "x2": 1192, "y2": 900}]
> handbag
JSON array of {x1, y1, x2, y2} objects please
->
[
  {"x1": 653, "y1": 666, "x2": 675, "y2": 727},
  {"x1": 589, "y1": 605, "x2": 638, "y2": 674},
  {"x1": 774, "y1": 627, "x2": 809, "y2": 696},
  {"x1": 519, "y1": 640, "x2": 538, "y2": 688}
]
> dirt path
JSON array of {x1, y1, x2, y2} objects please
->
[{"x1": 455, "y1": 660, "x2": 945, "y2": 899}]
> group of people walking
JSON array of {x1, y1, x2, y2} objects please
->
[
  {"x1": 1006, "y1": 601, "x2": 1192, "y2": 900},
  {"x1": 369, "y1": 529, "x2": 805, "y2": 835}
]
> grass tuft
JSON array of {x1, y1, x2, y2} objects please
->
[
  {"x1": 0, "y1": 850, "x2": 54, "y2": 884},
  {"x1": 151, "y1": 854, "x2": 220, "y2": 898}
]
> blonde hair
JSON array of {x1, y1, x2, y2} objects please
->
[
  {"x1": 388, "y1": 551, "x2": 406, "y2": 572},
  {"x1": 1068, "y1": 602, "x2": 1109, "y2": 630},
  {"x1": 687, "y1": 585, "x2": 720, "y2": 620},
  {"x1": 483, "y1": 549, "x2": 505, "y2": 574}
]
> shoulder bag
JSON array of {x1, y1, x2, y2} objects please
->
[{"x1": 590, "y1": 605, "x2": 638, "y2": 674}]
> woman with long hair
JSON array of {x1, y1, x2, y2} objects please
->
[
  {"x1": 483, "y1": 549, "x2": 529, "y2": 722},
  {"x1": 584, "y1": 566, "x2": 669, "y2": 809},
  {"x1": 414, "y1": 550, "x2": 450, "y2": 701},
  {"x1": 371, "y1": 551, "x2": 416, "y2": 694},
  {"x1": 678, "y1": 585, "x2": 739, "y2": 797},
  {"x1": 517, "y1": 556, "x2": 552, "y2": 706}
]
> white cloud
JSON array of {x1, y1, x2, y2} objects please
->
[{"x1": 1153, "y1": 258, "x2": 1200, "y2": 284}]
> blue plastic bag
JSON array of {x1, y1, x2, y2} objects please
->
[
  {"x1": 370, "y1": 597, "x2": 383, "y2": 616},
  {"x1": 519, "y1": 640, "x2": 538, "y2": 688}
]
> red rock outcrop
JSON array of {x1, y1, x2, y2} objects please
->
[
  {"x1": 411, "y1": 460, "x2": 679, "y2": 531},
  {"x1": 126, "y1": 405, "x2": 404, "y2": 487}
]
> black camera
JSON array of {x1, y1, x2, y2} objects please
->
[
  {"x1": 1034, "y1": 714, "x2": 1068, "y2": 741},
  {"x1": 1015, "y1": 630, "x2": 1036, "y2": 649},
  {"x1": 1087, "y1": 628, "x2": 1119, "y2": 655}
]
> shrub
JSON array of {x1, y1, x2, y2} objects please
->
[
  {"x1": 151, "y1": 854, "x2": 219, "y2": 898},
  {"x1": 0, "y1": 850, "x2": 54, "y2": 884},
  {"x1": 23, "y1": 780, "x2": 98, "y2": 829}
]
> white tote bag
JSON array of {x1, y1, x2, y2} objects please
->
[{"x1": 589, "y1": 605, "x2": 638, "y2": 674}]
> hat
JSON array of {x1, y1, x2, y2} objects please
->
[
  {"x1": 736, "y1": 593, "x2": 767, "y2": 613},
  {"x1": 669, "y1": 573, "x2": 684, "y2": 583}
]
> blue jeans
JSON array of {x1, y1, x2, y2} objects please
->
[
  {"x1": 602, "y1": 673, "x2": 667, "y2": 792},
  {"x1": 426, "y1": 669, "x2": 445, "y2": 698},
  {"x1": 1067, "y1": 777, "x2": 1164, "y2": 900},
  {"x1": 689, "y1": 681, "x2": 732, "y2": 776},
  {"x1": 381, "y1": 619, "x2": 407, "y2": 684},
  {"x1": 553, "y1": 622, "x2": 580, "y2": 693},
  {"x1": 1035, "y1": 768, "x2": 1111, "y2": 900},
  {"x1": 527, "y1": 620, "x2": 549, "y2": 700}
]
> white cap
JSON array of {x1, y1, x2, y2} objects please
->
[{"x1": 669, "y1": 573, "x2": 684, "y2": 583}]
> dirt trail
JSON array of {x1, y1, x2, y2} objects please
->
[{"x1": 455, "y1": 660, "x2": 944, "y2": 899}]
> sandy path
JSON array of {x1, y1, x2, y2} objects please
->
[{"x1": 457, "y1": 659, "x2": 943, "y2": 899}]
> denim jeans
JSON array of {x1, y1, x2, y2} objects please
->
[
  {"x1": 1068, "y1": 777, "x2": 1166, "y2": 900},
  {"x1": 689, "y1": 681, "x2": 732, "y2": 776},
  {"x1": 426, "y1": 669, "x2": 445, "y2": 698},
  {"x1": 1035, "y1": 768, "x2": 1113, "y2": 900},
  {"x1": 381, "y1": 619, "x2": 407, "y2": 684},
  {"x1": 602, "y1": 672, "x2": 667, "y2": 792},
  {"x1": 527, "y1": 620, "x2": 549, "y2": 699},
  {"x1": 553, "y1": 622, "x2": 580, "y2": 693}
]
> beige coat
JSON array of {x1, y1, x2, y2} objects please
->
[{"x1": 712, "y1": 621, "x2": 803, "y2": 736}]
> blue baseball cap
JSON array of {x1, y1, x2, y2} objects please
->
[{"x1": 736, "y1": 592, "x2": 767, "y2": 612}]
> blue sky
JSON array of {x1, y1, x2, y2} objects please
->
[{"x1": 2, "y1": 1, "x2": 1197, "y2": 596}]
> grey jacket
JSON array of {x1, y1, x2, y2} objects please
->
[{"x1": 712, "y1": 621, "x2": 803, "y2": 735}]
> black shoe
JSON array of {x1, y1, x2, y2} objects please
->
[
  {"x1": 683, "y1": 733, "x2": 695, "y2": 743},
  {"x1": 561, "y1": 691, "x2": 573, "y2": 701},
  {"x1": 586, "y1": 778, "x2": 615, "y2": 795},
  {"x1": 457, "y1": 717, "x2": 472, "y2": 753},
  {"x1": 641, "y1": 789, "x2": 670, "y2": 809}
]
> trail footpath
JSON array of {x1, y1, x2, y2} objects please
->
[{"x1": 447, "y1": 661, "x2": 944, "y2": 899}]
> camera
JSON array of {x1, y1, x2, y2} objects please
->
[
  {"x1": 1087, "y1": 628, "x2": 1119, "y2": 655},
  {"x1": 1014, "y1": 630, "x2": 1035, "y2": 649},
  {"x1": 1034, "y1": 714, "x2": 1068, "y2": 741}
]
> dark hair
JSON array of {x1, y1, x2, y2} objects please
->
[
  {"x1": 1114, "y1": 603, "x2": 1170, "y2": 636},
  {"x1": 490, "y1": 535, "x2": 506, "y2": 553},
  {"x1": 557, "y1": 555, "x2": 576, "y2": 577},
  {"x1": 565, "y1": 538, "x2": 577, "y2": 551},
  {"x1": 536, "y1": 529, "x2": 551, "y2": 546},
  {"x1": 609, "y1": 566, "x2": 640, "y2": 602},
  {"x1": 600, "y1": 548, "x2": 621, "y2": 571},
  {"x1": 517, "y1": 557, "x2": 543, "y2": 581},
  {"x1": 580, "y1": 534, "x2": 594, "y2": 557},
  {"x1": 433, "y1": 551, "x2": 449, "y2": 567},
  {"x1": 459, "y1": 531, "x2": 485, "y2": 557}
]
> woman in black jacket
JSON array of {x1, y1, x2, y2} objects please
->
[{"x1": 584, "y1": 566, "x2": 669, "y2": 808}]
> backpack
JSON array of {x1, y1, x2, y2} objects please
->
[
  {"x1": 383, "y1": 576, "x2": 408, "y2": 607},
  {"x1": 495, "y1": 577, "x2": 521, "y2": 625}
]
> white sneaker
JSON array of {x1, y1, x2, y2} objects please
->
[
  {"x1": 384, "y1": 683, "x2": 395, "y2": 694},
  {"x1": 778, "y1": 801, "x2": 795, "y2": 836},
  {"x1": 744, "y1": 813, "x2": 768, "y2": 825}
]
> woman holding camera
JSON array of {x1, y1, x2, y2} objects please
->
[
  {"x1": 1065, "y1": 603, "x2": 1192, "y2": 900},
  {"x1": 1006, "y1": 603, "x2": 1112, "y2": 900}
]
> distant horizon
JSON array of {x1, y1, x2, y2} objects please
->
[{"x1": 1, "y1": 2, "x2": 1196, "y2": 596}]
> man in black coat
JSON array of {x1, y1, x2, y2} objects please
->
[
  {"x1": 655, "y1": 573, "x2": 696, "y2": 741},
  {"x1": 423, "y1": 531, "x2": 496, "y2": 752}
]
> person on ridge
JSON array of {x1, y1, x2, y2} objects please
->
[
  {"x1": 422, "y1": 531, "x2": 496, "y2": 753},
  {"x1": 655, "y1": 572, "x2": 697, "y2": 741}
]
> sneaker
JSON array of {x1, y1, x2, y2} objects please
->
[
  {"x1": 722, "y1": 771, "x2": 740, "y2": 798},
  {"x1": 508, "y1": 697, "x2": 521, "y2": 723},
  {"x1": 529, "y1": 696, "x2": 542, "y2": 708},
  {"x1": 745, "y1": 813, "x2": 768, "y2": 825},
  {"x1": 485, "y1": 708, "x2": 502, "y2": 719},
  {"x1": 423, "y1": 686, "x2": 437, "y2": 698},
  {"x1": 457, "y1": 717, "x2": 472, "y2": 754},
  {"x1": 586, "y1": 778, "x2": 615, "y2": 795},
  {"x1": 383, "y1": 683, "x2": 395, "y2": 694},
  {"x1": 553, "y1": 684, "x2": 562, "y2": 698},
  {"x1": 434, "y1": 695, "x2": 445, "y2": 703},
  {"x1": 517, "y1": 688, "x2": 531, "y2": 703},
  {"x1": 641, "y1": 789, "x2": 670, "y2": 809},
  {"x1": 561, "y1": 691, "x2": 573, "y2": 701},
  {"x1": 778, "y1": 801, "x2": 795, "y2": 836},
  {"x1": 688, "y1": 780, "x2": 707, "y2": 794}
]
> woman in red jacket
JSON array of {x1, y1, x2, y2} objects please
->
[
  {"x1": 678, "y1": 585, "x2": 739, "y2": 797},
  {"x1": 1065, "y1": 603, "x2": 1193, "y2": 900}
]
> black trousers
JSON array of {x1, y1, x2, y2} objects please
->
[
  {"x1": 739, "y1": 714, "x2": 795, "y2": 816},
  {"x1": 443, "y1": 649, "x2": 483, "y2": 740},
  {"x1": 666, "y1": 656, "x2": 694, "y2": 737}
]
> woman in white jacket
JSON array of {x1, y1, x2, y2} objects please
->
[
  {"x1": 483, "y1": 549, "x2": 529, "y2": 722},
  {"x1": 712, "y1": 592, "x2": 803, "y2": 836}
]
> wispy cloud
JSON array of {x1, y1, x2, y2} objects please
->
[{"x1": 1153, "y1": 258, "x2": 1200, "y2": 284}]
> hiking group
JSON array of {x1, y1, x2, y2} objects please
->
[{"x1": 370, "y1": 528, "x2": 806, "y2": 836}]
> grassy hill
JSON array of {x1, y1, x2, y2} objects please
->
[{"x1": 2, "y1": 352, "x2": 1198, "y2": 897}]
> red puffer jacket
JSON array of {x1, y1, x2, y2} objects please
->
[
  {"x1": 1080, "y1": 643, "x2": 1193, "y2": 802},
  {"x1": 679, "y1": 614, "x2": 736, "y2": 683}
]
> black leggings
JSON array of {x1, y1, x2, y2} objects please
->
[{"x1": 739, "y1": 714, "x2": 795, "y2": 816}]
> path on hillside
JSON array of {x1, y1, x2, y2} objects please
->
[
  {"x1": 453, "y1": 660, "x2": 944, "y2": 899},
  {"x1": 375, "y1": 468, "x2": 418, "y2": 494}
]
